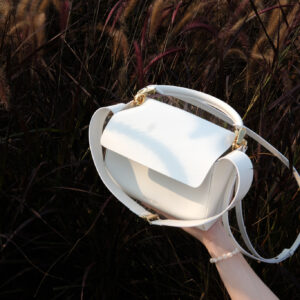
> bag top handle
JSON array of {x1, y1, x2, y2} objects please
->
[
  {"x1": 141, "y1": 85, "x2": 244, "y2": 128},
  {"x1": 136, "y1": 85, "x2": 247, "y2": 149}
]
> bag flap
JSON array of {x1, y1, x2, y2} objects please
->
[{"x1": 101, "y1": 99, "x2": 235, "y2": 188}]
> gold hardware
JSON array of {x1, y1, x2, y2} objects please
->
[
  {"x1": 142, "y1": 213, "x2": 160, "y2": 222},
  {"x1": 133, "y1": 86, "x2": 156, "y2": 106},
  {"x1": 232, "y1": 127, "x2": 247, "y2": 150},
  {"x1": 134, "y1": 94, "x2": 146, "y2": 105}
]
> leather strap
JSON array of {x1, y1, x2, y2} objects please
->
[
  {"x1": 149, "y1": 85, "x2": 243, "y2": 127},
  {"x1": 222, "y1": 128, "x2": 300, "y2": 263},
  {"x1": 89, "y1": 104, "x2": 153, "y2": 217},
  {"x1": 223, "y1": 200, "x2": 300, "y2": 263}
]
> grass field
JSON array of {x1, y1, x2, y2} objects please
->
[{"x1": 0, "y1": 0, "x2": 299, "y2": 299}]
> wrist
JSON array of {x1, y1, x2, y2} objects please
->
[{"x1": 201, "y1": 221, "x2": 238, "y2": 258}]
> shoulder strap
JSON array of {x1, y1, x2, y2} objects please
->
[
  {"x1": 222, "y1": 127, "x2": 300, "y2": 263},
  {"x1": 222, "y1": 194, "x2": 300, "y2": 263},
  {"x1": 89, "y1": 104, "x2": 151, "y2": 217},
  {"x1": 236, "y1": 201, "x2": 299, "y2": 263}
]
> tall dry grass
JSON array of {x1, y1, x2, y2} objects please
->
[{"x1": 0, "y1": 0, "x2": 299, "y2": 299}]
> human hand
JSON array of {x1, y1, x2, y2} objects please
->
[{"x1": 147, "y1": 206, "x2": 227, "y2": 249}]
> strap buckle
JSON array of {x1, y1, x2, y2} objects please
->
[
  {"x1": 133, "y1": 86, "x2": 156, "y2": 106},
  {"x1": 232, "y1": 127, "x2": 247, "y2": 150},
  {"x1": 142, "y1": 213, "x2": 160, "y2": 223}
]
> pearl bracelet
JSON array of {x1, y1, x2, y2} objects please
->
[{"x1": 209, "y1": 248, "x2": 240, "y2": 263}]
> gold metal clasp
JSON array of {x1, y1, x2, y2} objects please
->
[
  {"x1": 133, "y1": 86, "x2": 156, "y2": 106},
  {"x1": 142, "y1": 213, "x2": 160, "y2": 223},
  {"x1": 232, "y1": 127, "x2": 247, "y2": 150}
]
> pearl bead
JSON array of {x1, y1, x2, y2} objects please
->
[{"x1": 210, "y1": 248, "x2": 240, "y2": 264}]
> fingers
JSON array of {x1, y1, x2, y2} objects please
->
[{"x1": 141, "y1": 202, "x2": 207, "y2": 243}]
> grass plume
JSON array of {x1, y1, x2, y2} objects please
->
[
  {"x1": 0, "y1": 1, "x2": 299, "y2": 299},
  {"x1": 149, "y1": 0, "x2": 170, "y2": 39},
  {"x1": 97, "y1": 23, "x2": 129, "y2": 64},
  {"x1": 0, "y1": 0, "x2": 11, "y2": 24},
  {"x1": 121, "y1": 0, "x2": 139, "y2": 22},
  {"x1": 171, "y1": 1, "x2": 210, "y2": 35},
  {"x1": 0, "y1": 67, "x2": 10, "y2": 110}
]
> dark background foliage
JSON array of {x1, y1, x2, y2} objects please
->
[{"x1": 0, "y1": 0, "x2": 299, "y2": 299}]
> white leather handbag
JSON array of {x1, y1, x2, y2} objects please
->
[{"x1": 89, "y1": 85, "x2": 300, "y2": 263}]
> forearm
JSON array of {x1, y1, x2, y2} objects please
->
[{"x1": 184, "y1": 222, "x2": 279, "y2": 300}]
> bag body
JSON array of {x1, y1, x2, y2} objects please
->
[
  {"x1": 89, "y1": 85, "x2": 300, "y2": 263},
  {"x1": 105, "y1": 149, "x2": 235, "y2": 229},
  {"x1": 101, "y1": 98, "x2": 242, "y2": 230}
]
